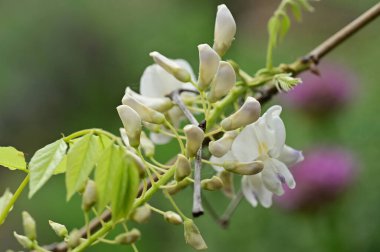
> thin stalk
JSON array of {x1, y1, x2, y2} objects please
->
[{"x1": 0, "y1": 174, "x2": 30, "y2": 225}]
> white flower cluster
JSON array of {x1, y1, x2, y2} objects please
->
[
  {"x1": 210, "y1": 105, "x2": 303, "y2": 208},
  {"x1": 116, "y1": 4, "x2": 303, "y2": 209}
]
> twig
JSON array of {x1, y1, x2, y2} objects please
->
[
  {"x1": 43, "y1": 3, "x2": 380, "y2": 251},
  {"x1": 168, "y1": 89, "x2": 199, "y2": 126},
  {"x1": 168, "y1": 89, "x2": 205, "y2": 217}
]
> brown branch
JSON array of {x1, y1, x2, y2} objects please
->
[{"x1": 43, "y1": 3, "x2": 380, "y2": 251}]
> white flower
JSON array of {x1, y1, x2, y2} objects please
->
[
  {"x1": 213, "y1": 4, "x2": 236, "y2": 56},
  {"x1": 197, "y1": 44, "x2": 220, "y2": 90},
  {"x1": 139, "y1": 59, "x2": 196, "y2": 144},
  {"x1": 149, "y1": 52, "x2": 192, "y2": 82},
  {"x1": 210, "y1": 105, "x2": 303, "y2": 208}
]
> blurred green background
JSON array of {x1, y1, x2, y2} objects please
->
[{"x1": 1, "y1": 0, "x2": 380, "y2": 251}]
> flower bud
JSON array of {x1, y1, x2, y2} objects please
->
[
  {"x1": 82, "y1": 180, "x2": 97, "y2": 212},
  {"x1": 67, "y1": 229, "x2": 81, "y2": 249},
  {"x1": 221, "y1": 97, "x2": 261, "y2": 131},
  {"x1": 208, "y1": 130, "x2": 238, "y2": 157},
  {"x1": 175, "y1": 154, "x2": 191, "y2": 181},
  {"x1": 150, "y1": 51, "x2": 191, "y2": 82},
  {"x1": 201, "y1": 176, "x2": 224, "y2": 191},
  {"x1": 122, "y1": 94, "x2": 165, "y2": 124},
  {"x1": 13, "y1": 232, "x2": 33, "y2": 249},
  {"x1": 164, "y1": 211, "x2": 183, "y2": 225},
  {"x1": 198, "y1": 44, "x2": 220, "y2": 90},
  {"x1": 140, "y1": 132, "x2": 155, "y2": 157},
  {"x1": 131, "y1": 204, "x2": 151, "y2": 224},
  {"x1": 223, "y1": 161, "x2": 264, "y2": 175},
  {"x1": 117, "y1": 105, "x2": 142, "y2": 148},
  {"x1": 115, "y1": 228, "x2": 141, "y2": 245},
  {"x1": 184, "y1": 219, "x2": 208, "y2": 250},
  {"x1": 123, "y1": 87, "x2": 173, "y2": 113},
  {"x1": 166, "y1": 179, "x2": 192, "y2": 195},
  {"x1": 22, "y1": 211, "x2": 36, "y2": 240},
  {"x1": 49, "y1": 220, "x2": 68, "y2": 238},
  {"x1": 213, "y1": 4, "x2": 236, "y2": 56},
  {"x1": 208, "y1": 61, "x2": 236, "y2": 103},
  {"x1": 219, "y1": 170, "x2": 234, "y2": 198},
  {"x1": 184, "y1": 125, "x2": 205, "y2": 158}
]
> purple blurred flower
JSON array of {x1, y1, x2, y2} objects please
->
[
  {"x1": 275, "y1": 146, "x2": 357, "y2": 212},
  {"x1": 282, "y1": 63, "x2": 357, "y2": 116}
]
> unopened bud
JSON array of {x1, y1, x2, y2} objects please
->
[
  {"x1": 184, "y1": 125, "x2": 204, "y2": 158},
  {"x1": 221, "y1": 97, "x2": 261, "y2": 131},
  {"x1": 115, "y1": 228, "x2": 141, "y2": 245},
  {"x1": 131, "y1": 204, "x2": 151, "y2": 224},
  {"x1": 213, "y1": 4, "x2": 236, "y2": 56},
  {"x1": 208, "y1": 61, "x2": 236, "y2": 103},
  {"x1": 82, "y1": 180, "x2": 97, "y2": 212},
  {"x1": 198, "y1": 44, "x2": 220, "y2": 90},
  {"x1": 184, "y1": 219, "x2": 208, "y2": 250},
  {"x1": 13, "y1": 232, "x2": 33, "y2": 249},
  {"x1": 67, "y1": 229, "x2": 81, "y2": 249},
  {"x1": 140, "y1": 132, "x2": 155, "y2": 157},
  {"x1": 122, "y1": 94, "x2": 165, "y2": 124},
  {"x1": 164, "y1": 211, "x2": 183, "y2": 225},
  {"x1": 150, "y1": 51, "x2": 191, "y2": 82},
  {"x1": 219, "y1": 170, "x2": 234, "y2": 198},
  {"x1": 124, "y1": 87, "x2": 173, "y2": 113},
  {"x1": 223, "y1": 161, "x2": 264, "y2": 175},
  {"x1": 201, "y1": 176, "x2": 223, "y2": 191},
  {"x1": 117, "y1": 105, "x2": 142, "y2": 148},
  {"x1": 175, "y1": 154, "x2": 191, "y2": 181},
  {"x1": 22, "y1": 211, "x2": 36, "y2": 240},
  {"x1": 49, "y1": 220, "x2": 68, "y2": 238},
  {"x1": 208, "y1": 131, "x2": 238, "y2": 157},
  {"x1": 166, "y1": 179, "x2": 192, "y2": 195}
]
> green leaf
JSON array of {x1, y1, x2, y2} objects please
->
[
  {"x1": 53, "y1": 155, "x2": 67, "y2": 175},
  {"x1": 95, "y1": 144, "x2": 119, "y2": 212},
  {"x1": 0, "y1": 147, "x2": 27, "y2": 171},
  {"x1": 279, "y1": 13, "x2": 291, "y2": 40},
  {"x1": 66, "y1": 134, "x2": 103, "y2": 200},
  {"x1": 0, "y1": 189, "x2": 13, "y2": 224},
  {"x1": 290, "y1": 1, "x2": 302, "y2": 21},
  {"x1": 111, "y1": 148, "x2": 140, "y2": 222},
  {"x1": 29, "y1": 139, "x2": 67, "y2": 198}
]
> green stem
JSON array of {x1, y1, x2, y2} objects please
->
[
  {"x1": 0, "y1": 174, "x2": 30, "y2": 225},
  {"x1": 63, "y1": 128, "x2": 124, "y2": 146}
]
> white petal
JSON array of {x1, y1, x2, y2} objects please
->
[
  {"x1": 140, "y1": 60, "x2": 195, "y2": 98},
  {"x1": 263, "y1": 105, "x2": 286, "y2": 158},
  {"x1": 249, "y1": 175, "x2": 273, "y2": 208},
  {"x1": 241, "y1": 176, "x2": 258, "y2": 207},
  {"x1": 210, "y1": 151, "x2": 236, "y2": 172},
  {"x1": 213, "y1": 4, "x2": 236, "y2": 56},
  {"x1": 149, "y1": 132, "x2": 171, "y2": 145},
  {"x1": 119, "y1": 128, "x2": 130, "y2": 147},
  {"x1": 262, "y1": 160, "x2": 284, "y2": 196},
  {"x1": 198, "y1": 44, "x2": 220, "y2": 90},
  {"x1": 123, "y1": 87, "x2": 173, "y2": 113},
  {"x1": 268, "y1": 158, "x2": 296, "y2": 189},
  {"x1": 231, "y1": 124, "x2": 260, "y2": 162},
  {"x1": 278, "y1": 145, "x2": 304, "y2": 167}
]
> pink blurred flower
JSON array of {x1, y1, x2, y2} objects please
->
[
  {"x1": 282, "y1": 63, "x2": 357, "y2": 116},
  {"x1": 275, "y1": 146, "x2": 357, "y2": 212}
]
